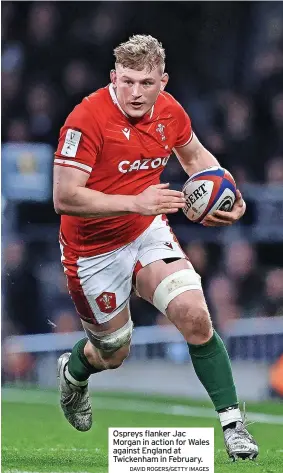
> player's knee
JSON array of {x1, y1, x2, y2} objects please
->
[
  {"x1": 85, "y1": 319, "x2": 133, "y2": 353},
  {"x1": 188, "y1": 305, "x2": 213, "y2": 343},
  {"x1": 169, "y1": 297, "x2": 213, "y2": 344},
  {"x1": 101, "y1": 345, "x2": 130, "y2": 370}
]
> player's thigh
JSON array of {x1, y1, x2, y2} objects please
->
[
  {"x1": 136, "y1": 258, "x2": 211, "y2": 340},
  {"x1": 82, "y1": 304, "x2": 130, "y2": 334},
  {"x1": 135, "y1": 216, "x2": 210, "y2": 330},
  {"x1": 62, "y1": 244, "x2": 136, "y2": 360},
  {"x1": 136, "y1": 258, "x2": 191, "y2": 303},
  {"x1": 135, "y1": 214, "x2": 194, "y2": 303},
  {"x1": 61, "y1": 243, "x2": 134, "y2": 324},
  {"x1": 136, "y1": 257, "x2": 205, "y2": 311}
]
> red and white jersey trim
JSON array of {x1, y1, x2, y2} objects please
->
[
  {"x1": 109, "y1": 83, "x2": 128, "y2": 117},
  {"x1": 149, "y1": 104, "x2": 155, "y2": 119},
  {"x1": 54, "y1": 158, "x2": 92, "y2": 174},
  {"x1": 174, "y1": 131, "x2": 194, "y2": 149}
]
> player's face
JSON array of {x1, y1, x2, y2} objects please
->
[{"x1": 111, "y1": 65, "x2": 169, "y2": 118}]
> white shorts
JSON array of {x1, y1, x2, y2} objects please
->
[{"x1": 61, "y1": 215, "x2": 186, "y2": 325}]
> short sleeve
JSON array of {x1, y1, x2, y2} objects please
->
[
  {"x1": 174, "y1": 102, "x2": 193, "y2": 148},
  {"x1": 54, "y1": 102, "x2": 102, "y2": 174}
]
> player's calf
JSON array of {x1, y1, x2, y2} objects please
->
[
  {"x1": 66, "y1": 318, "x2": 133, "y2": 380},
  {"x1": 58, "y1": 318, "x2": 133, "y2": 431},
  {"x1": 164, "y1": 288, "x2": 249, "y2": 452}
]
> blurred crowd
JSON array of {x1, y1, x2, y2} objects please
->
[
  {"x1": 2, "y1": 2, "x2": 283, "y2": 183},
  {"x1": 2, "y1": 2, "x2": 283, "y2": 340}
]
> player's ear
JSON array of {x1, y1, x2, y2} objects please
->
[
  {"x1": 160, "y1": 73, "x2": 169, "y2": 91},
  {"x1": 110, "y1": 69, "x2": 117, "y2": 85}
]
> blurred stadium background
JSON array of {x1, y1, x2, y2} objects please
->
[{"x1": 2, "y1": 1, "x2": 283, "y2": 402}]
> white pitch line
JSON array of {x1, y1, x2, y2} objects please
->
[
  {"x1": 2, "y1": 388, "x2": 283, "y2": 425},
  {"x1": 2, "y1": 447, "x2": 98, "y2": 453},
  {"x1": 3, "y1": 470, "x2": 93, "y2": 473}
]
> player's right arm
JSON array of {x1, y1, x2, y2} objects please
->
[
  {"x1": 53, "y1": 102, "x2": 185, "y2": 217},
  {"x1": 53, "y1": 166, "x2": 185, "y2": 217}
]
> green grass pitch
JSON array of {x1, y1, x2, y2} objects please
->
[{"x1": 2, "y1": 388, "x2": 283, "y2": 473}]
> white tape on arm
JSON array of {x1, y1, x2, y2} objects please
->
[{"x1": 153, "y1": 269, "x2": 202, "y2": 315}]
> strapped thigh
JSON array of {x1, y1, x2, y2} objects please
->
[{"x1": 153, "y1": 269, "x2": 202, "y2": 315}]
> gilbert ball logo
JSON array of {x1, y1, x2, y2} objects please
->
[{"x1": 218, "y1": 196, "x2": 234, "y2": 211}]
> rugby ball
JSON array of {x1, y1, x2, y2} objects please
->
[{"x1": 182, "y1": 166, "x2": 236, "y2": 223}]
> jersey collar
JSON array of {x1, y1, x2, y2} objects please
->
[{"x1": 109, "y1": 83, "x2": 128, "y2": 117}]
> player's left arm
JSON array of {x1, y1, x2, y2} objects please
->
[{"x1": 174, "y1": 133, "x2": 246, "y2": 226}]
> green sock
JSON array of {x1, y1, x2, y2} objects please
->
[
  {"x1": 68, "y1": 338, "x2": 102, "y2": 382},
  {"x1": 188, "y1": 331, "x2": 238, "y2": 411}
]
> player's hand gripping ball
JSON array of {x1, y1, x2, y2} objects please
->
[{"x1": 182, "y1": 166, "x2": 245, "y2": 226}]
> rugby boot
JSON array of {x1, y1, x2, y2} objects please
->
[
  {"x1": 57, "y1": 352, "x2": 92, "y2": 431},
  {"x1": 224, "y1": 421, "x2": 259, "y2": 461}
]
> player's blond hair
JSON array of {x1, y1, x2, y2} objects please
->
[{"x1": 114, "y1": 34, "x2": 165, "y2": 73}]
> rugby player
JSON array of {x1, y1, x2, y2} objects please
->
[{"x1": 53, "y1": 35, "x2": 258, "y2": 460}]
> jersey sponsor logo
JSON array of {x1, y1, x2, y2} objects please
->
[
  {"x1": 61, "y1": 129, "x2": 82, "y2": 158},
  {"x1": 95, "y1": 291, "x2": 117, "y2": 313},
  {"x1": 122, "y1": 128, "x2": 131, "y2": 140},
  {"x1": 118, "y1": 156, "x2": 170, "y2": 173},
  {"x1": 164, "y1": 242, "x2": 173, "y2": 249}
]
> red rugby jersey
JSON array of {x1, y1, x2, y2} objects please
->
[{"x1": 54, "y1": 84, "x2": 192, "y2": 256}]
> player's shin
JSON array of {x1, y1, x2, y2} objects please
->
[
  {"x1": 66, "y1": 338, "x2": 103, "y2": 385},
  {"x1": 188, "y1": 330, "x2": 242, "y2": 427}
]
